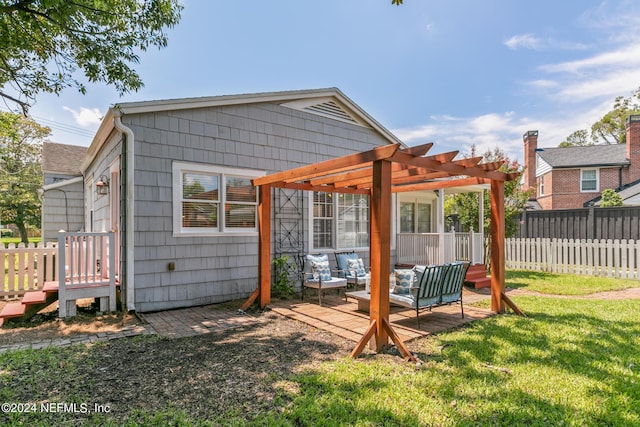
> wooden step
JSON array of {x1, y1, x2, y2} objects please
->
[
  {"x1": 42, "y1": 281, "x2": 59, "y2": 293},
  {"x1": 465, "y1": 270, "x2": 487, "y2": 280},
  {"x1": 22, "y1": 291, "x2": 47, "y2": 305},
  {"x1": 0, "y1": 302, "x2": 26, "y2": 319},
  {"x1": 467, "y1": 276, "x2": 491, "y2": 289}
]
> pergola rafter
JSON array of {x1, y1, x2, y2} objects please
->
[{"x1": 244, "y1": 142, "x2": 522, "y2": 360}]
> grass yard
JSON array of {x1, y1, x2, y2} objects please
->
[
  {"x1": 506, "y1": 269, "x2": 639, "y2": 295},
  {"x1": 0, "y1": 273, "x2": 638, "y2": 426}
]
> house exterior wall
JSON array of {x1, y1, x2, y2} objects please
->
[
  {"x1": 537, "y1": 166, "x2": 624, "y2": 209},
  {"x1": 40, "y1": 179, "x2": 84, "y2": 241},
  {"x1": 121, "y1": 102, "x2": 391, "y2": 312},
  {"x1": 83, "y1": 132, "x2": 122, "y2": 234}
]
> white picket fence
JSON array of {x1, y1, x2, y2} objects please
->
[
  {"x1": 506, "y1": 238, "x2": 640, "y2": 279},
  {"x1": 1, "y1": 242, "x2": 58, "y2": 299}
]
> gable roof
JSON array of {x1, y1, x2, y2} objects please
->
[
  {"x1": 41, "y1": 142, "x2": 88, "y2": 176},
  {"x1": 83, "y1": 87, "x2": 405, "y2": 171},
  {"x1": 536, "y1": 144, "x2": 629, "y2": 168}
]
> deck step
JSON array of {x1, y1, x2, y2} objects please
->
[
  {"x1": 42, "y1": 281, "x2": 59, "y2": 293},
  {"x1": 22, "y1": 291, "x2": 47, "y2": 305},
  {"x1": 0, "y1": 302, "x2": 26, "y2": 319},
  {"x1": 467, "y1": 277, "x2": 491, "y2": 289}
]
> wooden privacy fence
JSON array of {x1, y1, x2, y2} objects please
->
[
  {"x1": 517, "y1": 206, "x2": 640, "y2": 240},
  {"x1": 506, "y1": 237, "x2": 640, "y2": 279},
  {"x1": 1, "y1": 242, "x2": 58, "y2": 299}
]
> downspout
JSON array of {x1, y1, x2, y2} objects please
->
[{"x1": 113, "y1": 111, "x2": 136, "y2": 312}]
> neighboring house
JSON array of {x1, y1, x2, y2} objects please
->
[
  {"x1": 522, "y1": 115, "x2": 640, "y2": 209},
  {"x1": 40, "y1": 142, "x2": 88, "y2": 241},
  {"x1": 42, "y1": 87, "x2": 484, "y2": 313}
]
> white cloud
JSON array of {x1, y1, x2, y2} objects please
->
[
  {"x1": 63, "y1": 106, "x2": 103, "y2": 127},
  {"x1": 504, "y1": 34, "x2": 541, "y2": 50}
]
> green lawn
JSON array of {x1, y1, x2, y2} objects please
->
[
  {"x1": 0, "y1": 273, "x2": 638, "y2": 426},
  {"x1": 506, "y1": 269, "x2": 639, "y2": 295}
]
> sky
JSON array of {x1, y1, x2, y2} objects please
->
[{"x1": 13, "y1": 0, "x2": 640, "y2": 163}]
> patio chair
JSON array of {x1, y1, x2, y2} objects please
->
[
  {"x1": 299, "y1": 254, "x2": 348, "y2": 306},
  {"x1": 334, "y1": 251, "x2": 370, "y2": 289},
  {"x1": 439, "y1": 261, "x2": 470, "y2": 318}
]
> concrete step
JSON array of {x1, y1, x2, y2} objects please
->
[{"x1": 0, "y1": 302, "x2": 26, "y2": 319}]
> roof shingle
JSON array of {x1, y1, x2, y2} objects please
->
[{"x1": 41, "y1": 142, "x2": 88, "y2": 176}]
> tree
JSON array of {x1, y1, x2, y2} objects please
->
[
  {"x1": 558, "y1": 129, "x2": 591, "y2": 147},
  {"x1": 445, "y1": 146, "x2": 533, "y2": 238},
  {"x1": 0, "y1": 0, "x2": 182, "y2": 113},
  {"x1": 600, "y1": 189, "x2": 623, "y2": 207},
  {"x1": 560, "y1": 88, "x2": 640, "y2": 147},
  {"x1": 0, "y1": 112, "x2": 49, "y2": 243}
]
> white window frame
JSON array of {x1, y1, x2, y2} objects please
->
[
  {"x1": 397, "y1": 193, "x2": 435, "y2": 234},
  {"x1": 308, "y1": 192, "x2": 371, "y2": 252},
  {"x1": 172, "y1": 161, "x2": 265, "y2": 237},
  {"x1": 580, "y1": 168, "x2": 599, "y2": 193},
  {"x1": 539, "y1": 175, "x2": 544, "y2": 196}
]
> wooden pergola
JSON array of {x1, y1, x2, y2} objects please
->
[{"x1": 242, "y1": 142, "x2": 523, "y2": 360}]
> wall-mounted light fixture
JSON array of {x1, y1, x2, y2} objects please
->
[{"x1": 96, "y1": 175, "x2": 110, "y2": 195}]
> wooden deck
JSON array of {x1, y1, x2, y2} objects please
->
[{"x1": 270, "y1": 288, "x2": 494, "y2": 344}]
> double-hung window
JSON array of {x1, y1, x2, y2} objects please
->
[
  {"x1": 580, "y1": 169, "x2": 598, "y2": 192},
  {"x1": 399, "y1": 198, "x2": 432, "y2": 233},
  {"x1": 312, "y1": 192, "x2": 369, "y2": 250},
  {"x1": 173, "y1": 162, "x2": 264, "y2": 235}
]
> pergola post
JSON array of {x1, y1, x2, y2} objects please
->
[
  {"x1": 258, "y1": 184, "x2": 272, "y2": 308},
  {"x1": 489, "y1": 180, "x2": 505, "y2": 312},
  {"x1": 369, "y1": 159, "x2": 392, "y2": 350}
]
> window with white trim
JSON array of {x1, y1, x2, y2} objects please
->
[
  {"x1": 539, "y1": 176, "x2": 544, "y2": 196},
  {"x1": 581, "y1": 169, "x2": 598, "y2": 192},
  {"x1": 399, "y1": 198, "x2": 432, "y2": 233},
  {"x1": 311, "y1": 192, "x2": 369, "y2": 249},
  {"x1": 173, "y1": 162, "x2": 264, "y2": 235}
]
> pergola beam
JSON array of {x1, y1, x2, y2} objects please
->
[
  {"x1": 390, "y1": 151, "x2": 511, "y2": 181},
  {"x1": 252, "y1": 143, "x2": 400, "y2": 186},
  {"x1": 392, "y1": 177, "x2": 490, "y2": 192}
]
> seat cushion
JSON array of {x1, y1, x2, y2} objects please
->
[{"x1": 303, "y1": 276, "x2": 347, "y2": 290}]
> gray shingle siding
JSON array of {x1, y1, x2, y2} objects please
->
[
  {"x1": 121, "y1": 101, "x2": 391, "y2": 312},
  {"x1": 41, "y1": 179, "x2": 84, "y2": 241}
]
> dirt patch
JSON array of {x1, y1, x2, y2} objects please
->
[{"x1": 0, "y1": 299, "x2": 141, "y2": 347}]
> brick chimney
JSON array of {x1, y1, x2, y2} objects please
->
[
  {"x1": 523, "y1": 130, "x2": 538, "y2": 194},
  {"x1": 627, "y1": 115, "x2": 640, "y2": 182}
]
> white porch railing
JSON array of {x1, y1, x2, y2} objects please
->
[
  {"x1": 57, "y1": 231, "x2": 116, "y2": 317},
  {"x1": 397, "y1": 229, "x2": 485, "y2": 265},
  {"x1": 1, "y1": 242, "x2": 58, "y2": 299}
]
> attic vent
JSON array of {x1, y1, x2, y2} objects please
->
[
  {"x1": 303, "y1": 101, "x2": 358, "y2": 124},
  {"x1": 280, "y1": 97, "x2": 367, "y2": 127}
]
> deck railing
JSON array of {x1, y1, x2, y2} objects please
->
[
  {"x1": 1, "y1": 242, "x2": 58, "y2": 299},
  {"x1": 57, "y1": 231, "x2": 116, "y2": 317},
  {"x1": 397, "y1": 229, "x2": 485, "y2": 266}
]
